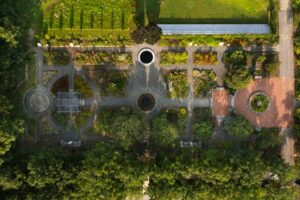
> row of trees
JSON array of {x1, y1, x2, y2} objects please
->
[
  {"x1": 0, "y1": 142, "x2": 297, "y2": 199},
  {"x1": 0, "y1": 0, "x2": 35, "y2": 166}
]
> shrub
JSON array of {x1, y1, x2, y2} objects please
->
[
  {"x1": 131, "y1": 26, "x2": 146, "y2": 44},
  {"x1": 76, "y1": 51, "x2": 132, "y2": 65},
  {"x1": 151, "y1": 114, "x2": 179, "y2": 147},
  {"x1": 87, "y1": 71, "x2": 128, "y2": 96},
  {"x1": 263, "y1": 61, "x2": 279, "y2": 77},
  {"x1": 160, "y1": 51, "x2": 188, "y2": 65},
  {"x1": 131, "y1": 23, "x2": 162, "y2": 44},
  {"x1": 193, "y1": 121, "x2": 213, "y2": 140},
  {"x1": 43, "y1": 50, "x2": 70, "y2": 66},
  {"x1": 250, "y1": 94, "x2": 270, "y2": 113},
  {"x1": 194, "y1": 52, "x2": 218, "y2": 65},
  {"x1": 75, "y1": 76, "x2": 93, "y2": 98},
  {"x1": 224, "y1": 50, "x2": 246, "y2": 66},
  {"x1": 224, "y1": 65, "x2": 252, "y2": 90},
  {"x1": 145, "y1": 23, "x2": 162, "y2": 44},
  {"x1": 224, "y1": 115, "x2": 254, "y2": 136}
]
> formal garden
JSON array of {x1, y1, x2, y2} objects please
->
[
  {"x1": 0, "y1": 0, "x2": 298, "y2": 199},
  {"x1": 39, "y1": 0, "x2": 278, "y2": 46}
]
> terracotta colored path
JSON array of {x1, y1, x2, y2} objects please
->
[
  {"x1": 212, "y1": 88, "x2": 230, "y2": 117},
  {"x1": 235, "y1": 78, "x2": 294, "y2": 128}
]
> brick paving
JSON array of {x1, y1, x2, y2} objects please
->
[
  {"x1": 212, "y1": 88, "x2": 230, "y2": 117},
  {"x1": 234, "y1": 78, "x2": 294, "y2": 128}
]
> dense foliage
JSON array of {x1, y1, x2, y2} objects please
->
[
  {"x1": 94, "y1": 107, "x2": 147, "y2": 149},
  {"x1": 2, "y1": 142, "x2": 297, "y2": 199},
  {"x1": 250, "y1": 93, "x2": 270, "y2": 113},
  {"x1": 160, "y1": 51, "x2": 188, "y2": 65},
  {"x1": 43, "y1": 50, "x2": 70, "y2": 66},
  {"x1": 131, "y1": 23, "x2": 162, "y2": 44},
  {"x1": 224, "y1": 65, "x2": 252, "y2": 90},
  {"x1": 224, "y1": 115, "x2": 254, "y2": 136},
  {"x1": 76, "y1": 51, "x2": 132, "y2": 66},
  {"x1": 194, "y1": 51, "x2": 218, "y2": 65},
  {"x1": 192, "y1": 69, "x2": 217, "y2": 97},
  {"x1": 165, "y1": 71, "x2": 189, "y2": 98}
]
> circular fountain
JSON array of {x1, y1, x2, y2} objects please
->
[
  {"x1": 137, "y1": 93, "x2": 156, "y2": 112},
  {"x1": 138, "y1": 48, "x2": 155, "y2": 65}
]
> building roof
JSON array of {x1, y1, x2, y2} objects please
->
[
  {"x1": 158, "y1": 24, "x2": 270, "y2": 35},
  {"x1": 56, "y1": 92, "x2": 82, "y2": 113}
]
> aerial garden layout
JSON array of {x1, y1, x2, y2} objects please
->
[{"x1": 0, "y1": 0, "x2": 299, "y2": 199}]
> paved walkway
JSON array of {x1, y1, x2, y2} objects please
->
[
  {"x1": 33, "y1": 42, "x2": 285, "y2": 142},
  {"x1": 279, "y1": 0, "x2": 295, "y2": 78},
  {"x1": 235, "y1": 78, "x2": 294, "y2": 128},
  {"x1": 278, "y1": 0, "x2": 296, "y2": 166}
]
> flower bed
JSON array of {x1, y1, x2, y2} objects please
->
[
  {"x1": 249, "y1": 92, "x2": 270, "y2": 113},
  {"x1": 193, "y1": 70, "x2": 217, "y2": 97},
  {"x1": 86, "y1": 70, "x2": 128, "y2": 96},
  {"x1": 75, "y1": 51, "x2": 132, "y2": 66},
  {"x1": 43, "y1": 50, "x2": 70, "y2": 66},
  {"x1": 165, "y1": 71, "x2": 188, "y2": 98},
  {"x1": 160, "y1": 51, "x2": 188, "y2": 65},
  {"x1": 75, "y1": 75, "x2": 93, "y2": 98},
  {"x1": 194, "y1": 51, "x2": 218, "y2": 65}
]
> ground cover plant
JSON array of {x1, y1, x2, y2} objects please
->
[
  {"x1": 192, "y1": 69, "x2": 217, "y2": 97},
  {"x1": 43, "y1": 50, "x2": 70, "y2": 66},
  {"x1": 75, "y1": 51, "x2": 132, "y2": 66},
  {"x1": 86, "y1": 70, "x2": 128, "y2": 96},
  {"x1": 160, "y1": 51, "x2": 188, "y2": 65},
  {"x1": 164, "y1": 70, "x2": 188, "y2": 98},
  {"x1": 194, "y1": 51, "x2": 218, "y2": 65}
]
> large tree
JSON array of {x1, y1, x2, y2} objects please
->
[
  {"x1": 111, "y1": 113, "x2": 147, "y2": 150},
  {"x1": 224, "y1": 115, "x2": 254, "y2": 136},
  {"x1": 224, "y1": 65, "x2": 252, "y2": 90},
  {"x1": 74, "y1": 144, "x2": 145, "y2": 199},
  {"x1": 151, "y1": 114, "x2": 179, "y2": 146}
]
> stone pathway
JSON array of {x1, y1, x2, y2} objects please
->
[{"x1": 32, "y1": 42, "x2": 282, "y2": 142}]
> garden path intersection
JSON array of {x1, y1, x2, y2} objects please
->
[
  {"x1": 23, "y1": 0, "x2": 295, "y2": 166},
  {"x1": 26, "y1": 43, "x2": 283, "y2": 142}
]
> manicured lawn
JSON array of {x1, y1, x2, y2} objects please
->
[
  {"x1": 42, "y1": 0, "x2": 133, "y2": 29},
  {"x1": 142, "y1": 0, "x2": 269, "y2": 24}
]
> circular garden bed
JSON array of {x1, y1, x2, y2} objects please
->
[{"x1": 249, "y1": 92, "x2": 270, "y2": 113}]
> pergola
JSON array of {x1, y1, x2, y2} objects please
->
[{"x1": 56, "y1": 92, "x2": 82, "y2": 113}]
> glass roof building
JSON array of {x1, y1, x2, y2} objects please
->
[{"x1": 158, "y1": 24, "x2": 271, "y2": 35}]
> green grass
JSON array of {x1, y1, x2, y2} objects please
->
[
  {"x1": 42, "y1": 0, "x2": 133, "y2": 29},
  {"x1": 139, "y1": 0, "x2": 269, "y2": 24}
]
